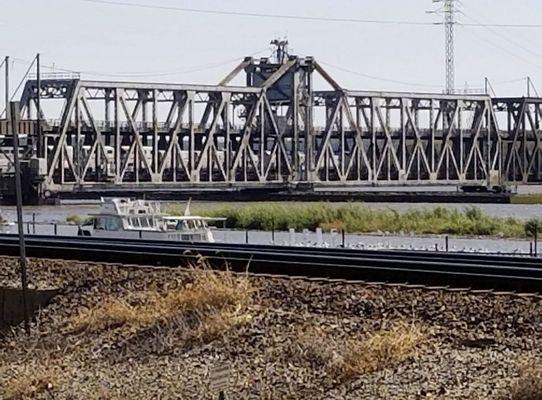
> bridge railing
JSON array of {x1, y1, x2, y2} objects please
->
[{"x1": 28, "y1": 72, "x2": 81, "y2": 80}]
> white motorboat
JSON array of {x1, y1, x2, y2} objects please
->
[{"x1": 78, "y1": 198, "x2": 220, "y2": 242}]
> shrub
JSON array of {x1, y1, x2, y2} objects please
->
[
  {"x1": 525, "y1": 218, "x2": 542, "y2": 238},
  {"x1": 66, "y1": 214, "x2": 82, "y2": 225}
]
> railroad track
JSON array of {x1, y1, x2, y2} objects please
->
[{"x1": 0, "y1": 234, "x2": 540, "y2": 293}]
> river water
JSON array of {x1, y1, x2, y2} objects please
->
[{"x1": 0, "y1": 201, "x2": 539, "y2": 254}]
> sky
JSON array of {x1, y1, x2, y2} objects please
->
[{"x1": 1, "y1": 0, "x2": 542, "y2": 102}]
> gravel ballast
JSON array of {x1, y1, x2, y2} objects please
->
[{"x1": 0, "y1": 257, "x2": 540, "y2": 399}]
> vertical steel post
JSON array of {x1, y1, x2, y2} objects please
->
[
  {"x1": 36, "y1": 53, "x2": 43, "y2": 158},
  {"x1": 445, "y1": 235, "x2": 449, "y2": 252},
  {"x1": 535, "y1": 230, "x2": 538, "y2": 257},
  {"x1": 10, "y1": 101, "x2": 30, "y2": 334},
  {"x1": 4, "y1": 56, "x2": 9, "y2": 120}
]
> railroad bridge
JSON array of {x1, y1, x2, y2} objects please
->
[{"x1": 2, "y1": 52, "x2": 542, "y2": 201}]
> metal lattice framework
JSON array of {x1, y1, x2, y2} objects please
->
[
  {"x1": 9, "y1": 54, "x2": 542, "y2": 198},
  {"x1": 495, "y1": 97, "x2": 542, "y2": 183}
]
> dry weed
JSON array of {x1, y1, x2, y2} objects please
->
[
  {"x1": 294, "y1": 322, "x2": 426, "y2": 381},
  {"x1": 501, "y1": 361, "x2": 542, "y2": 400},
  {"x1": 69, "y1": 265, "x2": 255, "y2": 345},
  {"x1": 2, "y1": 368, "x2": 59, "y2": 400},
  {"x1": 71, "y1": 297, "x2": 154, "y2": 333},
  {"x1": 334, "y1": 322, "x2": 425, "y2": 380}
]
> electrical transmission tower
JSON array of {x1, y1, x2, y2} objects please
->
[
  {"x1": 429, "y1": 0, "x2": 457, "y2": 94},
  {"x1": 443, "y1": 0, "x2": 456, "y2": 94}
]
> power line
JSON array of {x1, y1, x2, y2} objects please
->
[
  {"x1": 461, "y1": 26, "x2": 542, "y2": 74},
  {"x1": 319, "y1": 61, "x2": 444, "y2": 89},
  {"x1": 460, "y1": 22, "x2": 542, "y2": 28},
  {"x1": 81, "y1": 0, "x2": 439, "y2": 26},
  {"x1": 460, "y1": 11, "x2": 542, "y2": 59},
  {"x1": 0, "y1": 56, "x2": 36, "y2": 119},
  {"x1": 11, "y1": 49, "x2": 268, "y2": 79},
  {"x1": 80, "y1": 0, "x2": 542, "y2": 28}
]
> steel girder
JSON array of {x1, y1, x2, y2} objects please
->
[
  {"x1": 18, "y1": 78, "x2": 305, "y2": 192},
  {"x1": 12, "y1": 55, "x2": 542, "y2": 197},
  {"x1": 310, "y1": 90, "x2": 500, "y2": 185},
  {"x1": 493, "y1": 97, "x2": 542, "y2": 183}
]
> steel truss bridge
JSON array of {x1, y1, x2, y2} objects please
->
[{"x1": 5, "y1": 54, "x2": 542, "y2": 200}]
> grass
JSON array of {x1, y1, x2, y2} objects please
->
[
  {"x1": 511, "y1": 193, "x2": 542, "y2": 204},
  {"x1": 294, "y1": 322, "x2": 426, "y2": 382},
  {"x1": 70, "y1": 264, "x2": 255, "y2": 344},
  {"x1": 500, "y1": 362, "x2": 542, "y2": 400},
  {"x1": 168, "y1": 202, "x2": 527, "y2": 238}
]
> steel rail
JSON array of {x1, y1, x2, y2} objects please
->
[
  {"x1": 0, "y1": 234, "x2": 537, "y2": 269},
  {"x1": 0, "y1": 235, "x2": 540, "y2": 293}
]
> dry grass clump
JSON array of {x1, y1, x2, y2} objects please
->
[
  {"x1": 334, "y1": 322, "x2": 426, "y2": 380},
  {"x1": 501, "y1": 362, "x2": 542, "y2": 400},
  {"x1": 70, "y1": 265, "x2": 255, "y2": 345},
  {"x1": 3, "y1": 368, "x2": 60, "y2": 400},
  {"x1": 72, "y1": 297, "x2": 152, "y2": 332},
  {"x1": 294, "y1": 322, "x2": 426, "y2": 382}
]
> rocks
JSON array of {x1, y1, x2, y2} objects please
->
[{"x1": 0, "y1": 256, "x2": 540, "y2": 399}]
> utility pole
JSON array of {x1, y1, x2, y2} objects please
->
[
  {"x1": 36, "y1": 53, "x2": 43, "y2": 158},
  {"x1": 4, "y1": 56, "x2": 8, "y2": 120},
  {"x1": 10, "y1": 101, "x2": 30, "y2": 334}
]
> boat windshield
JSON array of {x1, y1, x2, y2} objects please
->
[{"x1": 175, "y1": 219, "x2": 206, "y2": 231}]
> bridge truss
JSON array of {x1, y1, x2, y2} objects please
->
[{"x1": 9, "y1": 54, "x2": 542, "y2": 199}]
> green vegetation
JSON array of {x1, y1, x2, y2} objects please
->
[
  {"x1": 511, "y1": 193, "x2": 542, "y2": 204},
  {"x1": 167, "y1": 202, "x2": 527, "y2": 238},
  {"x1": 524, "y1": 218, "x2": 542, "y2": 237},
  {"x1": 66, "y1": 214, "x2": 82, "y2": 225}
]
